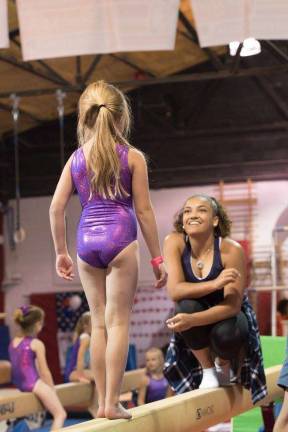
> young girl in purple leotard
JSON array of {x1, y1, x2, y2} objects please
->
[
  {"x1": 9, "y1": 305, "x2": 67, "y2": 430},
  {"x1": 50, "y1": 80, "x2": 167, "y2": 420},
  {"x1": 137, "y1": 347, "x2": 169, "y2": 405}
]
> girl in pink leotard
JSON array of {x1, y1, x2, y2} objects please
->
[
  {"x1": 50, "y1": 80, "x2": 167, "y2": 420},
  {"x1": 9, "y1": 305, "x2": 67, "y2": 430}
]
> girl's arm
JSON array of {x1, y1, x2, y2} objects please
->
[
  {"x1": 137, "y1": 375, "x2": 149, "y2": 405},
  {"x1": 129, "y1": 149, "x2": 167, "y2": 288},
  {"x1": 73, "y1": 335, "x2": 90, "y2": 382},
  {"x1": 49, "y1": 155, "x2": 74, "y2": 280},
  {"x1": 164, "y1": 233, "x2": 239, "y2": 301},
  {"x1": 167, "y1": 240, "x2": 246, "y2": 331},
  {"x1": 32, "y1": 339, "x2": 54, "y2": 387}
]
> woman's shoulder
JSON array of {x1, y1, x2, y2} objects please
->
[
  {"x1": 164, "y1": 232, "x2": 186, "y2": 252},
  {"x1": 220, "y1": 237, "x2": 244, "y2": 255}
]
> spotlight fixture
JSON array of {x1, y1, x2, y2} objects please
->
[{"x1": 229, "y1": 37, "x2": 261, "y2": 57}]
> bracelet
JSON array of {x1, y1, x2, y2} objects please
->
[{"x1": 150, "y1": 256, "x2": 164, "y2": 267}]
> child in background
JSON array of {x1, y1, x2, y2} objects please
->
[
  {"x1": 137, "y1": 347, "x2": 169, "y2": 405},
  {"x1": 276, "y1": 299, "x2": 288, "y2": 336},
  {"x1": 9, "y1": 305, "x2": 67, "y2": 431},
  {"x1": 64, "y1": 311, "x2": 93, "y2": 383}
]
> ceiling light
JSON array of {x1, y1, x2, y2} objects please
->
[{"x1": 229, "y1": 38, "x2": 261, "y2": 57}]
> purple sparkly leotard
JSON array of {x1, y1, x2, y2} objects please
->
[
  {"x1": 8, "y1": 337, "x2": 39, "y2": 392},
  {"x1": 71, "y1": 143, "x2": 137, "y2": 268}
]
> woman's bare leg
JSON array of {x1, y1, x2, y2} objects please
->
[
  {"x1": 105, "y1": 240, "x2": 139, "y2": 419},
  {"x1": 77, "y1": 257, "x2": 107, "y2": 418},
  {"x1": 192, "y1": 347, "x2": 214, "y2": 368},
  {"x1": 33, "y1": 380, "x2": 66, "y2": 430}
]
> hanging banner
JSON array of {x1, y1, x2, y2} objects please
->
[
  {"x1": 250, "y1": 0, "x2": 288, "y2": 40},
  {"x1": 190, "y1": 0, "x2": 248, "y2": 47},
  {"x1": 0, "y1": 0, "x2": 9, "y2": 49},
  {"x1": 17, "y1": 0, "x2": 179, "y2": 61},
  {"x1": 190, "y1": 0, "x2": 288, "y2": 48}
]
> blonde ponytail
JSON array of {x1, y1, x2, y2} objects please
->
[{"x1": 77, "y1": 81, "x2": 133, "y2": 200}]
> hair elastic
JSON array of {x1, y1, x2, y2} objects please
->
[
  {"x1": 20, "y1": 305, "x2": 30, "y2": 316},
  {"x1": 150, "y1": 256, "x2": 164, "y2": 267}
]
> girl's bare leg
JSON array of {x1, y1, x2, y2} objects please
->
[
  {"x1": 105, "y1": 240, "x2": 139, "y2": 420},
  {"x1": 77, "y1": 257, "x2": 107, "y2": 418},
  {"x1": 33, "y1": 380, "x2": 66, "y2": 430}
]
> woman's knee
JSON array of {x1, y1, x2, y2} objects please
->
[
  {"x1": 210, "y1": 312, "x2": 249, "y2": 359},
  {"x1": 175, "y1": 299, "x2": 211, "y2": 350},
  {"x1": 175, "y1": 299, "x2": 206, "y2": 315}
]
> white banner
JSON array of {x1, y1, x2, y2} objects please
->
[
  {"x1": 250, "y1": 0, "x2": 288, "y2": 40},
  {"x1": 191, "y1": 0, "x2": 288, "y2": 47},
  {"x1": 190, "y1": 0, "x2": 248, "y2": 47},
  {"x1": 0, "y1": 0, "x2": 9, "y2": 49},
  {"x1": 17, "y1": 0, "x2": 179, "y2": 61}
]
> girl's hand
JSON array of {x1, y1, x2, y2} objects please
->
[
  {"x1": 213, "y1": 268, "x2": 240, "y2": 290},
  {"x1": 74, "y1": 371, "x2": 90, "y2": 383},
  {"x1": 166, "y1": 313, "x2": 194, "y2": 332},
  {"x1": 56, "y1": 253, "x2": 74, "y2": 280},
  {"x1": 153, "y1": 262, "x2": 168, "y2": 289}
]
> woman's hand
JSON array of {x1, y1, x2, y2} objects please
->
[
  {"x1": 166, "y1": 313, "x2": 194, "y2": 332},
  {"x1": 153, "y1": 262, "x2": 168, "y2": 288},
  {"x1": 56, "y1": 253, "x2": 74, "y2": 280},
  {"x1": 212, "y1": 268, "x2": 240, "y2": 290}
]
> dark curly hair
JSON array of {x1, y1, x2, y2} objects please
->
[{"x1": 173, "y1": 194, "x2": 232, "y2": 238}]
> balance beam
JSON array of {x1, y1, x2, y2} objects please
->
[
  {"x1": 60, "y1": 365, "x2": 283, "y2": 432},
  {"x1": 0, "y1": 368, "x2": 145, "y2": 421}
]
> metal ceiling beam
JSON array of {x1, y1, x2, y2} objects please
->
[
  {"x1": 36, "y1": 60, "x2": 71, "y2": 86},
  {"x1": 138, "y1": 121, "x2": 288, "y2": 140},
  {"x1": 110, "y1": 54, "x2": 155, "y2": 77},
  {"x1": 1, "y1": 63, "x2": 288, "y2": 99},
  {"x1": 82, "y1": 55, "x2": 102, "y2": 84},
  {"x1": 75, "y1": 56, "x2": 82, "y2": 85},
  {"x1": 263, "y1": 41, "x2": 288, "y2": 64},
  {"x1": 178, "y1": 11, "x2": 225, "y2": 71},
  {"x1": 254, "y1": 76, "x2": 288, "y2": 120},
  {"x1": 9, "y1": 27, "x2": 71, "y2": 86},
  {"x1": 0, "y1": 53, "x2": 71, "y2": 86}
]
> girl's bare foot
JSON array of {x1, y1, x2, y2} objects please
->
[
  {"x1": 96, "y1": 406, "x2": 106, "y2": 418},
  {"x1": 105, "y1": 403, "x2": 132, "y2": 420}
]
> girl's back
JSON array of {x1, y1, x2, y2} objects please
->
[
  {"x1": 9, "y1": 336, "x2": 39, "y2": 392},
  {"x1": 71, "y1": 143, "x2": 137, "y2": 268},
  {"x1": 71, "y1": 143, "x2": 133, "y2": 208}
]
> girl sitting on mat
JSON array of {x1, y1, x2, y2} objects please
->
[
  {"x1": 9, "y1": 305, "x2": 67, "y2": 430},
  {"x1": 137, "y1": 347, "x2": 169, "y2": 405},
  {"x1": 163, "y1": 194, "x2": 267, "y2": 404},
  {"x1": 64, "y1": 311, "x2": 92, "y2": 383}
]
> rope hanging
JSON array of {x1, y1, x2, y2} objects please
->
[
  {"x1": 56, "y1": 89, "x2": 66, "y2": 171},
  {"x1": 10, "y1": 93, "x2": 26, "y2": 244}
]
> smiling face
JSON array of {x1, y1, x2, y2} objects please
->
[{"x1": 182, "y1": 196, "x2": 219, "y2": 236}]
